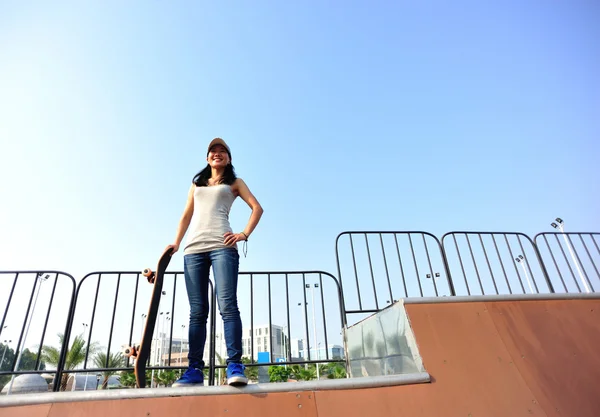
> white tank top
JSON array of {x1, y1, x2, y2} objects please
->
[{"x1": 183, "y1": 184, "x2": 237, "y2": 255}]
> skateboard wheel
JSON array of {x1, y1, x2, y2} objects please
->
[
  {"x1": 123, "y1": 346, "x2": 134, "y2": 357},
  {"x1": 142, "y1": 268, "x2": 155, "y2": 283}
]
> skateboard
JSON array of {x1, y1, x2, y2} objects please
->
[{"x1": 123, "y1": 246, "x2": 174, "y2": 388}]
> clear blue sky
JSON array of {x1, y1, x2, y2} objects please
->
[{"x1": 1, "y1": 1, "x2": 599, "y2": 356}]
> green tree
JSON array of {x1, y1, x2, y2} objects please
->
[
  {"x1": 0, "y1": 375, "x2": 9, "y2": 392},
  {"x1": 268, "y1": 365, "x2": 291, "y2": 382},
  {"x1": 119, "y1": 371, "x2": 136, "y2": 388},
  {"x1": 40, "y1": 333, "x2": 100, "y2": 391},
  {"x1": 93, "y1": 351, "x2": 124, "y2": 389},
  {"x1": 0, "y1": 343, "x2": 15, "y2": 371},
  {"x1": 0, "y1": 344, "x2": 46, "y2": 392},
  {"x1": 19, "y1": 348, "x2": 46, "y2": 371},
  {"x1": 0, "y1": 343, "x2": 15, "y2": 392},
  {"x1": 1, "y1": 344, "x2": 45, "y2": 372}
]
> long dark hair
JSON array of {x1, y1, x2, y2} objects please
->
[{"x1": 193, "y1": 163, "x2": 237, "y2": 187}]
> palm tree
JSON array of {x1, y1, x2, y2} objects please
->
[
  {"x1": 289, "y1": 364, "x2": 303, "y2": 380},
  {"x1": 325, "y1": 363, "x2": 347, "y2": 379},
  {"x1": 93, "y1": 352, "x2": 124, "y2": 389},
  {"x1": 40, "y1": 333, "x2": 100, "y2": 391},
  {"x1": 297, "y1": 366, "x2": 317, "y2": 381},
  {"x1": 288, "y1": 364, "x2": 316, "y2": 381},
  {"x1": 155, "y1": 370, "x2": 177, "y2": 387}
]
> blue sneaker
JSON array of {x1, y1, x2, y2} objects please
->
[
  {"x1": 226, "y1": 362, "x2": 248, "y2": 386},
  {"x1": 172, "y1": 366, "x2": 204, "y2": 387}
]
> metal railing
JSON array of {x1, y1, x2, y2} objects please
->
[
  {"x1": 335, "y1": 230, "x2": 598, "y2": 324},
  {"x1": 0, "y1": 271, "x2": 77, "y2": 393},
  {"x1": 61, "y1": 271, "x2": 219, "y2": 387},
  {"x1": 335, "y1": 231, "x2": 454, "y2": 323},
  {"x1": 212, "y1": 271, "x2": 345, "y2": 384},
  {"x1": 1, "y1": 228, "x2": 598, "y2": 393},
  {"x1": 441, "y1": 232, "x2": 553, "y2": 295},
  {"x1": 0, "y1": 268, "x2": 345, "y2": 392},
  {"x1": 534, "y1": 232, "x2": 599, "y2": 294}
]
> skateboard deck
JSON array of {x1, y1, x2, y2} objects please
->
[{"x1": 124, "y1": 246, "x2": 174, "y2": 388}]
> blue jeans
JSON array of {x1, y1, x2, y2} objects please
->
[{"x1": 183, "y1": 247, "x2": 242, "y2": 369}]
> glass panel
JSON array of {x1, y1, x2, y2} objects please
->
[{"x1": 344, "y1": 300, "x2": 425, "y2": 378}]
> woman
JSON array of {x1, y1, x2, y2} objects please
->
[{"x1": 167, "y1": 138, "x2": 263, "y2": 387}]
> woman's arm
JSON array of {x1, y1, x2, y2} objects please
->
[
  {"x1": 168, "y1": 183, "x2": 195, "y2": 254},
  {"x1": 224, "y1": 178, "x2": 263, "y2": 246}
]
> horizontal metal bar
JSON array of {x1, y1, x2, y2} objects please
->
[
  {"x1": 64, "y1": 366, "x2": 186, "y2": 374},
  {"x1": 0, "y1": 372, "x2": 431, "y2": 407},
  {"x1": 213, "y1": 359, "x2": 344, "y2": 369},
  {"x1": 336, "y1": 231, "x2": 440, "y2": 237},
  {"x1": 0, "y1": 359, "x2": 346, "y2": 377},
  {"x1": 77, "y1": 270, "x2": 341, "y2": 277},
  {"x1": 0, "y1": 370, "x2": 50, "y2": 377},
  {"x1": 403, "y1": 292, "x2": 600, "y2": 304},
  {"x1": 0, "y1": 270, "x2": 74, "y2": 274},
  {"x1": 345, "y1": 309, "x2": 381, "y2": 315}
]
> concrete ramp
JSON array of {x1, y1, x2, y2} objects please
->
[
  {"x1": 322, "y1": 298, "x2": 600, "y2": 417},
  {"x1": 1, "y1": 297, "x2": 599, "y2": 417}
]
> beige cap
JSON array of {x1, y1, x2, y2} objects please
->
[{"x1": 207, "y1": 138, "x2": 231, "y2": 158}]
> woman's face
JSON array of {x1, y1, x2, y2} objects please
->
[{"x1": 207, "y1": 144, "x2": 230, "y2": 168}]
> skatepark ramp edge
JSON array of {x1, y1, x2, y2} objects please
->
[
  {"x1": 0, "y1": 294, "x2": 599, "y2": 416},
  {"x1": 0, "y1": 373, "x2": 431, "y2": 408}
]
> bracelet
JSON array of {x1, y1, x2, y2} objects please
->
[{"x1": 241, "y1": 232, "x2": 249, "y2": 240}]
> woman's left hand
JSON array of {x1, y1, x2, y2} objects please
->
[{"x1": 224, "y1": 232, "x2": 247, "y2": 246}]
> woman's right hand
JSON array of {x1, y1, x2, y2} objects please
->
[{"x1": 166, "y1": 243, "x2": 179, "y2": 255}]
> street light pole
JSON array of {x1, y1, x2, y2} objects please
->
[
  {"x1": 551, "y1": 218, "x2": 590, "y2": 293},
  {"x1": 7, "y1": 273, "x2": 49, "y2": 395},
  {"x1": 1, "y1": 340, "x2": 12, "y2": 369},
  {"x1": 282, "y1": 326, "x2": 288, "y2": 362},
  {"x1": 164, "y1": 316, "x2": 171, "y2": 367},
  {"x1": 1, "y1": 325, "x2": 9, "y2": 368},
  {"x1": 180, "y1": 325, "x2": 185, "y2": 366},
  {"x1": 297, "y1": 302, "x2": 308, "y2": 369},
  {"x1": 140, "y1": 314, "x2": 147, "y2": 343},
  {"x1": 515, "y1": 255, "x2": 534, "y2": 294},
  {"x1": 306, "y1": 283, "x2": 320, "y2": 380},
  {"x1": 82, "y1": 323, "x2": 89, "y2": 391},
  {"x1": 160, "y1": 312, "x2": 170, "y2": 367}
]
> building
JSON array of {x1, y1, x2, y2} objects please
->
[
  {"x1": 299, "y1": 344, "x2": 345, "y2": 361},
  {"x1": 290, "y1": 338, "x2": 304, "y2": 360},
  {"x1": 240, "y1": 324, "x2": 288, "y2": 362},
  {"x1": 151, "y1": 323, "x2": 349, "y2": 367},
  {"x1": 150, "y1": 333, "x2": 187, "y2": 366},
  {"x1": 206, "y1": 324, "x2": 289, "y2": 363}
]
